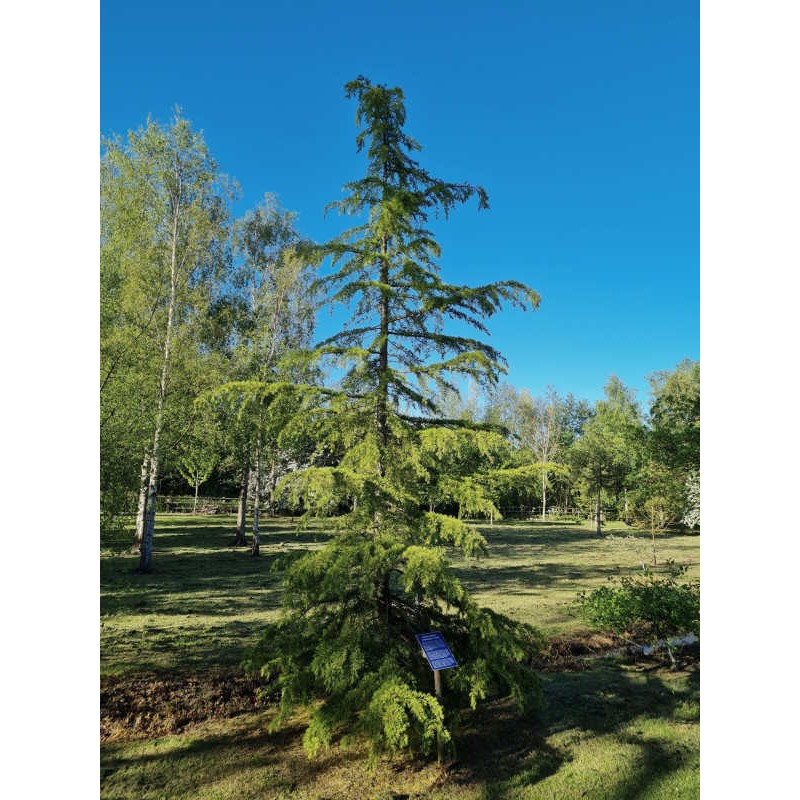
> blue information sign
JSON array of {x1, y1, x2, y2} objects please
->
[{"x1": 415, "y1": 631, "x2": 458, "y2": 671}]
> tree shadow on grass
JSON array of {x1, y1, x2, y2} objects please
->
[
  {"x1": 101, "y1": 716, "x2": 306, "y2": 798},
  {"x1": 455, "y1": 561, "x2": 625, "y2": 593},
  {"x1": 450, "y1": 700, "x2": 566, "y2": 794},
  {"x1": 607, "y1": 732, "x2": 699, "y2": 800},
  {"x1": 101, "y1": 539, "x2": 322, "y2": 618},
  {"x1": 538, "y1": 662, "x2": 699, "y2": 736},
  {"x1": 101, "y1": 618, "x2": 274, "y2": 674},
  {"x1": 450, "y1": 661, "x2": 698, "y2": 799},
  {"x1": 478, "y1": 521, "x2": 695, "y2": 546},
  {"x1": 102, "y1": 713, "x2": 411, "y2": 800}
]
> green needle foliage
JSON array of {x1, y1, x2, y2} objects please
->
[{"x1": 244, "y1": 76, "x2": 542, "y2": 760}]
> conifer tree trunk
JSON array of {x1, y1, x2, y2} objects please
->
[
  {"x1": 235, "y1": 464, "x2": 249, "y2": 545},
  {"x1": 375, "y1": 229, "x2": 391, "y2": 627},
  {"x1": 139, "y1": 174, "x2": 181, "y2": 572},
  {"x1": 376, "y1": 237, "x2": 390, "y2": 479}
]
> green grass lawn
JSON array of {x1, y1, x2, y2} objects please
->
[{"x1": 101, "y1": 514, "x2": 700, "y2": 799}]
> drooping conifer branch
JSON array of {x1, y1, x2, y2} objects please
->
[{"x1": 246, "y1": 76, "x2": 543, "y2": 759}]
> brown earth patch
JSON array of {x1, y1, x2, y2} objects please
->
[
  {"x1": 100, "y1": 668, "x2": 273, "y2": 742},
  {"x1": 531, "y1": 631, "x2": 630, "y2": 670}
]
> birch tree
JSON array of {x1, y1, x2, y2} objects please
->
[
  {"x1": 226, "y1": 197, "x2": 317, "y2": 553},
  {"x1": 517, "y1": 388, "x2": 564, "y2": 518},
  {"x1": 101, "y1": 112, "x2": 234, "y2": 570},
  {"x1": 177, "y1": 423, "x2": 219, "y2": 513}
]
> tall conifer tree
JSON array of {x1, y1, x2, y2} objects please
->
[{"x1": 246, "y1": 77, "x2": 542, "y2": 758}]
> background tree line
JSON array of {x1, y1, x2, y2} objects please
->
[{"x1": 101, "y1": 113, "x2": 699, "y2": 558}]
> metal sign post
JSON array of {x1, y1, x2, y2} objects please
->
[{"x1": 415, "y1": 632, "x2": 457, "y2": 762}]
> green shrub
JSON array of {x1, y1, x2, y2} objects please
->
[{"x1": 576, "y1": 562, "x2": 699, "y2": 664}]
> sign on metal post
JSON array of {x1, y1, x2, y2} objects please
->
[
  {"x1": 415, "y1": 632, "x2": 458, "y2": 671},
  {"x1": 416, "y1": 632, "x2": 456, "y2": 761}
]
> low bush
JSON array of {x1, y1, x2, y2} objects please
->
[{"x1": 575, "y1": 561, "x2": 699, "y2": 665}]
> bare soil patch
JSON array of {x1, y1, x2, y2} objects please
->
[
  {"x1": 100, "y1": 667, "x2": 273, "y2": 742},
  {"x1": 532, "y1": 631, "x2": 629, "y2": 670}
]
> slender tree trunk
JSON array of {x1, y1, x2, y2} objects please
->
[
  {"x1": 235, "y1": 463, "x2": 249, "y2": 546},
  {"x1": 267, "y1": 459, "x2": 277, "y2": 517},
  {"x1": 139, "y1": 173, "x2": 181, "y2": 572},
  {"x1": 131, "y1": 451, "x2": 149, "y2": 553},
  {"x1": 541, "y1": 471, "x2": 547, "y2": 521},
  {"x1": 251, "y1": 435, "x2": 261, "y2": 556},
  {"x1": 595, "y1": 486, "x2": 602, "y2": 537},
  {"x1": 193, "y1": 473, "x2": 200, "y2": 514},
  {"x1": 651, "y1": 529, "x2": 657, "y2": 565}
]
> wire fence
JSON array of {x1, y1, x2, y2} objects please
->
[
  {"x1": 100, "y1": 496, "x2": 241, "y2": 552},
  {"x1": 493, "y1": 506, "x2": 589, "y2": 520},
  {"x1": 155, "y1": 495, "x2": 241, "y2": 515}
]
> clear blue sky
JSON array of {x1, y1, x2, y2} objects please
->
[{"x1": 101, "y1": 0, "x2": 698, "y2": 406}]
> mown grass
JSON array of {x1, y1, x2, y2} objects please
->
[
  {"x1": 101, "y1": 514, "x2": 700, "y2": 798},
  {"x1": 101, "y1": 516, "x2": 331, "y2": 675},
  {"x1": 453, "y1": 519, "x2": 699, "y2": 635}
]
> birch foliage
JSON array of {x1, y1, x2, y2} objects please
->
[{"x1": 101, "y1": 111, "x2": 235, "y2": 567}]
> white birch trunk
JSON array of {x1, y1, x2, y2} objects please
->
[
  {"x1": 251, "y1": 435, "x2": 261, "y2": 556},
  {"x1": 139, "y1": 169, "x2": 181, "y2": 571},
  {"x1": 193, "y1": 474, "x2": 200, "y2": 514},
  {"x1": 132, "y1": 451, "x2": 149, "y2": 552},
  {"x1": 541, "y1": 471, "x2": 547, "y2": 521}
]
